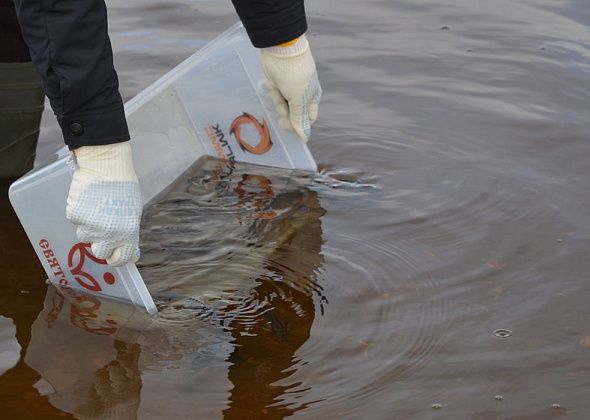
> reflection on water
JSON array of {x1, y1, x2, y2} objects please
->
[
  {"x1": 2, "y1": 0, "x2": 590, "y2": 418},
  {"x1": 0, "y1": 316, "x2": 20, "y2": 376},
  {"x1": 141, "y1": 158, "x2": 328, "y2": 418},
  {"x1": 0, "y1": 179, "x2": 72, "y2": 418},
  {"x1": 25, "y1": 285, "x2": 146, "y2": 418},
  {"x1": 20, "y1": 160, "x2": 328, "y2": 418}
]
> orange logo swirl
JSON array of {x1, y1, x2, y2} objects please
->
[{"x1": 230, "y1": 113, "x2": 273, "y2": 155}]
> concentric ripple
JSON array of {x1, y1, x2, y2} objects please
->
[
  {"x1": 138, "y1": 158, "x2": 451, "y2": 414},
  {"x1": 285, "y1": 232, "x2": 447, "y2": 410}
]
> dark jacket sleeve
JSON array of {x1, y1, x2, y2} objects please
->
[
  {"x1": 13, "y1": 0, "x2": 130, "y2": 148},
  {"x1": 231, "y1": 0, "x2": 307, "y2": 48}
]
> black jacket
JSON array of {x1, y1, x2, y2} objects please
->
[
  {"x1": 233, "y1": 0, "x2": 307, "y2": 48},
  {"x1": 11, "y1": 0, "x2": 307, "y2": 147}
]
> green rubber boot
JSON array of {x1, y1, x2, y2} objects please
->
[{"x1": 0, "y1": 62, "x2": 45, "y2": 178}]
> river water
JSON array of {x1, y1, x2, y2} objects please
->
[{"x1": 1, "y1": 0, "x2": 590, "y2": 418}]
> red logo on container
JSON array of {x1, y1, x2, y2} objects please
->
[
  {"x1": 68, "y1": 243, "x2": 116, "y2": 292},
  {"x1": 230, "y1": 113, "x2": 273, "y2": 155},
  {"x1": 39, "y1": 239, "x2": 117, "y2": 292},
  {"x1": 40, "y1": 239, "x2": 120, "y2": 335}
]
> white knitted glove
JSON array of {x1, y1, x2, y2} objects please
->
[
  {"x1": 262, "y1": 35, "x2": 322, "y2": 142},
  {"x1": 66, "y1": 141, "x2": 142, "y2": 266}
]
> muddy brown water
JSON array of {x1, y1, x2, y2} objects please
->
[{"x1": 2, "y1": 0, "x2": 590, "y2": 418}]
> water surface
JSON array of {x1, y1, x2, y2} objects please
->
[{"x1": 2, "y1": 0, "x2": 590, "y2": 418}]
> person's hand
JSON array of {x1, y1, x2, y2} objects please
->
[
  {"x1": 66, "y1": 141, "x2": 142, "y2": 266},
  {"x1": 262, "y1": 35, "x2": 322, "y2": 142}
]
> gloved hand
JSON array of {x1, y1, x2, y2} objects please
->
[
  {"x1": 66, "y1": 141, "x2": 142, "y2": 266},
  {"x1": 262, "y1": 34, "x2": 322, "y2": 142}
]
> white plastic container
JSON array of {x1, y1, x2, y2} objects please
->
[{"x1": 9, "y1": 23, "x2": 317, "y2": 315}]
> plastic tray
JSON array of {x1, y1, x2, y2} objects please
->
[{"x1": 9, "y1": 23, "x2": 317, "y2": 315}]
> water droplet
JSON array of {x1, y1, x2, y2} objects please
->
[
  {"x1": 432, "y1": 403, "x2": 443, "y2": 410},
  {"x1": 493, "y1": 329, "x2": 512, "y2": 338},
  {"x1": 494, "y1": 395, "x2": 504, "y2": 401}
]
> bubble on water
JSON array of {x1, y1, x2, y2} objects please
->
[
  {"x1": 432, "y1": 403, "x2": 443, "y2": 410},
  {"x1": 494, "y1": 395, "x2": 504, "y2": 401},
  {"x1": 493, "y1": 329, "x2": 512, "y2": 338},
  {"x1": 551, "y1": 403, "x2": 561, "y2": 409}
]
